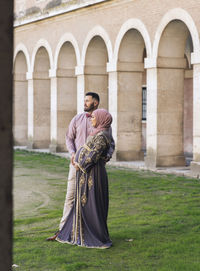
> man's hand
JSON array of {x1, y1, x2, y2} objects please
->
[
  {"x1": 74, "y1": 162, "x2": 80, "y2": 171},
  {"x1": 71, "y1": 153, "x2": 75, "y2": 166}
]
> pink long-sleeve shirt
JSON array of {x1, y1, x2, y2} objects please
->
[
  {"x1": 66, "y1": 113, "x2": 91, "y2": 155},
  {"x1": 66, "y1": 112, "x2": 115, "y2": 158}
]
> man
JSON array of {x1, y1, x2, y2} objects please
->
[{"x1": 47, "y1": 92, "x2": 115, "y2": 241}]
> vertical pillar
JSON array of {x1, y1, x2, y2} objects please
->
[
  {"x1": 26, "y1": 72, "x2": 34, "y2": 149},
  {"x1": 144, "y1": 58, "x2": 158, "y2": 168},
  {"x1": 190, "y1": 55, "x2": 200, "y2": 175},
  {"x1": 84, "y1": 65, "x2": 108, "y2": 109},
  {"x1": 13, "y1": 71, "x2": 28, "y2": 145},
  {"x1": 116, "y1": 61, "x2": 144, "y2": 161},
  {"x1": 49, "y1": 69, "x2": 58, "y2": 152},
  {"x1": 75, "y1": 65, "x2": 85, "y2": 114},
  {"x1": 107, "y1": 62, "x2": 118, "y2": 160},
  {"x1": 145, "y1": 57, "x2": 186, "y2": 168},
  {"x1": 0, "y1": 0, "x2": 13, "y2": 269}
]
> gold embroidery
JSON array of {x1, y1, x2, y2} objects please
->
[
  {"x1": 77, "y1": 132, "x2": 110, "y2": 172},
  {"x1": 81, "y1": 193, "x2": 87, "y2": 206},
  {"x1": 88, "y1": 175, "x2": 93, "y2": 190},
  {"x1": 83, "y1": 144, "x2": 92, "y2": 152},
  {"x1": 72, "y1": 179, "x2": 80, "y2": 243},
  {"x1": 80, "y1": 174, "x2": 85, "y2": 187},
  {"x1": 85, "y1": 156, "x2": 92, "y2": 164},
  {"x1": 77, "y1": 163, "x2": 86, "y2": 174}
]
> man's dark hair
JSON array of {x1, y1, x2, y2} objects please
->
[{"x1": 85, "y1": 92, "x2": 100, "y2": 103}]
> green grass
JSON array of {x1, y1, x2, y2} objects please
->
[{"x1": 13, "y1": 150, "x2": 200, "y2": 271}]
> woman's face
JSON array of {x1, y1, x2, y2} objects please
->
[{"x1": 91, "y1": 114, "x2": 97, "y2": 127}]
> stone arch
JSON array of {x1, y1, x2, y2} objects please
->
[
  {"x1": 153, "y1": 8, "x2": 200, "y2": 59},
  {"x1": 113, "y1": 18, "x2": 151, "y2": 66},
  {"x1": 151, "y1": 9, "x2": 196, "y2": 166},
  {"x1": 81, "y1": 25, "x2": 112, "y2": 65},
  {"x1": 13, "y1": 50, "x2": 28, "y2": 145},
  {"x1": 115, "y1": 24, "x2": 148, "y2": 161},
  {"x1": 83, "y1": 30, "x2": 110, "y2": 109},
  {"x1": 31, "y1": 39, "x2": 53, "y2": 72},
  {"x1": 33, "y1": 46, "x2": 51, "y2": 148},
  {"x1": 54, "y1": 33, "x2": 81, "y2": 69},
  {"x1": 14, "y1": 43, "x2": 31, "y2": 73},
  {"x1": 56, "y1": 40, "x2": 78, "y2": 151}
]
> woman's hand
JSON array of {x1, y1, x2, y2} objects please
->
[{"x1": 71, "y1": 153, "x2": 75, "y2": 166}]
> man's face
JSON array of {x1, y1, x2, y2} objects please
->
[{"x1": 84, "y1": 95, "x2": 98, "y2": 112}]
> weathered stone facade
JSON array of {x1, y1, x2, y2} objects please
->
[{"x1": 13, "y1": 0, "x2": 200, "y2": 174}]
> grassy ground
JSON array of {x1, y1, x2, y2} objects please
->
[{"x1": 13, "y1": 150, "x2": 200, "y2": 271}]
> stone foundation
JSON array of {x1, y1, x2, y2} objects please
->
[{"x1": 190, "y1": 161, "x2": 200, "y2": 177}]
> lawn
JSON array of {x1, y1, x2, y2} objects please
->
[{"x1": 13, "y1": 150, "x2": 200, "y2": 271}]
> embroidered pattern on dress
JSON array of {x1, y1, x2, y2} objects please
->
[
  {"x1": 88, "y1": 174, "x2": 93, "y2": 190},
  {"x1": 80, "y1": 174, "x2": 85, "y2": 187},
  {"x1": 85, "y1": 156, "x2": 92, "y2": 164},
  {"x1": 81, "y1": 193, "x2": 87, "y2": 207},
  {"x1": 71, "y1": 131, "x2": 111, "y2": 247}
]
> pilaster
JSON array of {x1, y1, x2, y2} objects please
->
[
  {"x1": 75, "y1": 65, "x2": 85, "y2": 114},
  {"x1": 107, "y1": 61, "x2": 118, "y2": 160},
  {"x1": 144, "y1": 57, "x2": 186, "y2": 168},
  {"x1": 190, "y1": 62, "x2": 200, "y2": 176},
  {"x1": 26, "y1": 72, "x2": 34, "y2": 149},
  {"x1": 144, "y1": 62, "x2": 158, "y2": 168},
  {"x1": 49, "y1": 69, "x2": 58, "y2": 152}
]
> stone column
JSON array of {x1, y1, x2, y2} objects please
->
[
  {"x1": 49, "y1": 69, "x2": 58, "y2": 152},
  {"x1": 116, "y1": 61, "x2": 144, "y2": 161},
  {"x1": 33, "y1": 71, "x2": 51, "y2": 148},
  {"x1": 190, "y1": 54, "x2": 200, "y2": 175},
  {"x1": 26, "y1": 72, "x2": 34, "y2": 149},
  {"x1": 107, "y1": 62, "x2": 118, "y2": 160},
  {"x1": 145, "y1": 57, "x2": 186, "y2": 167},
  {"x1": 56, "y1": 67, "x2": 77, "y2": 151},
  {"x1": 0, "y1": 0, "x2": 13, "y2": 269},
  {"x1": 75, "y1": 65, "x2": 85, "y2": 114},
  {"x1": 144, "y1": 58, "x2": 158, "y2": 168},
  {"x1": 13, "y1": 72, "x2": 28, "y2": 145},
  {"x1": 84, "y1": 65, "x2": 108, "y2": 109}
]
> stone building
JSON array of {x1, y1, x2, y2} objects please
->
[{"x1": 13, "y1": 0, "x2": 200, "y2": 174}]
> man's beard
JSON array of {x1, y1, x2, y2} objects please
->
[{"x1": 84, "y1": 102, "x2": 95, "y2": 112}]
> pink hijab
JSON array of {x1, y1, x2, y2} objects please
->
[{"x1": 90, "y1": 109, "x2": 112, "y2": 136}]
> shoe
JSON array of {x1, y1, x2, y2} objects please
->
[{"x1": 46, "y1": 230, "x2": 60, "y2": 241}]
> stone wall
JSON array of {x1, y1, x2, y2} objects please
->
[
  {"x1": 14, "y1": 0, "x2": 108, "y2": 21},
  {"x1": 13, "y1": 0, "x2": 200, "y2": 173}
]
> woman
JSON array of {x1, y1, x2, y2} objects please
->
[{"x1": 56, "y1": 108, "x2": 113, "y2": 249}]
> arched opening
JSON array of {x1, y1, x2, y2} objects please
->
[
  {"x1": 33, "y1": 47, "x2": 50, "y2": 148},
  {"x1": 57, "y1": 42, "x2": 77, "y2": 151},
  {"x1": 84, "y1": 36, "x2": 108, "y2": 109},
  {"x1": 13, "y1": 51, "x2": 28, "y2": 145},
  {"x1": 116, "y1": 29, "x2": 146, "y2": 161},
  {"x1": 156, "y1": 20, "x2": 193, "y2": 166}
]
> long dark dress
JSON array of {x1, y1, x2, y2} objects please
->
[{"x1": 56, "y1": 130, "x2": 112, "y2": 248}]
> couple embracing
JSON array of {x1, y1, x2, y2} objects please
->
[{"x1": 47, "y1": 92, "x2": 115, "y2": 249}]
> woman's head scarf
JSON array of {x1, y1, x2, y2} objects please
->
[{"x1": 90, "y1": 109, "x2": 112, "y2": 136}]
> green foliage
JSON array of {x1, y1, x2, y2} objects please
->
[{"x1": 13, "y1": 150, "x2": 200, "y2": 271}]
